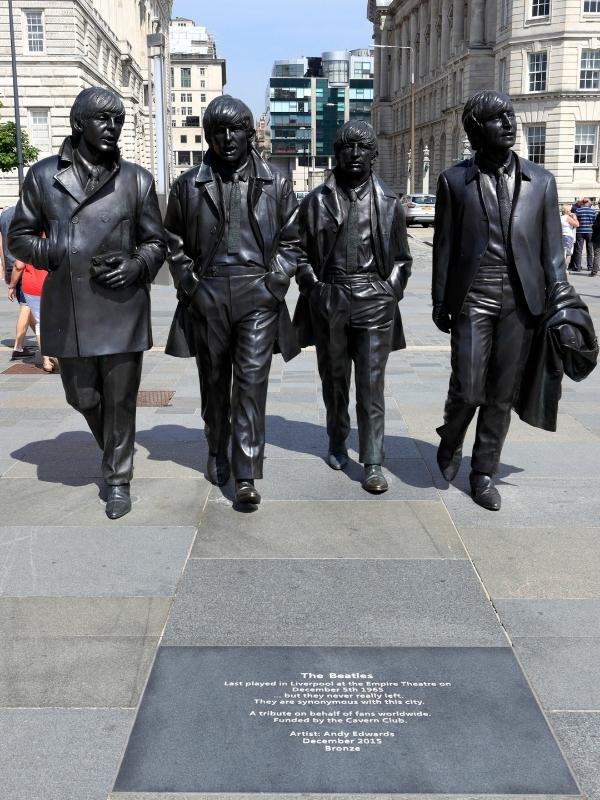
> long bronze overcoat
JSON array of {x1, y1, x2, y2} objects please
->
[{"x1": 8, "y1": 137, "x2": 166, "y2": 357}]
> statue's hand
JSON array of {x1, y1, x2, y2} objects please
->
[
  {"x1": 93, "y1": 256, "x2": 143, "y2": 289},
  {"x1": 432, "y1": 304, "x2": 451, "y2": 333}
]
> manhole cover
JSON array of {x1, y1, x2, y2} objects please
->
[
  {"x1": 2, "y1": 362, "x2": 48, "y2": 374},
  {"x1": 137, "y1": 390, "x2": 175, "y2": 407}
]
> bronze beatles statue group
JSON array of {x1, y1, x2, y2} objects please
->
[{"x1": 8, "y1": 87, "x2": 596, "y2": 518}]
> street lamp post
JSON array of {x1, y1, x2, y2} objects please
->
[
  {"x1": 8, "y1": 0, "x2": 24, "y2": 188},
  {"x1": 373, "y1": 43, "x2": 415, "y2": 196}
]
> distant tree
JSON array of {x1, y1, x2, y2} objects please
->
[{"x1": 0, "y1": 103, "x2": 39, "y2": 172}]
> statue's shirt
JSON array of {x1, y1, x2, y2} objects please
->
[
  {"x1": 475, "y1": 151, "x2": 515, "y2": 266},
  {"x1": 326, "y1": 177, "x2": 375, "y2": 275},
  {"x1": 212, "y1": 158, "x2": 266, "y2": 270},
  {"x1": 72, "y1": 147, "x2": 117, "y2": 194}
]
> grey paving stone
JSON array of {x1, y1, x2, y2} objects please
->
[
  {"x1": 0, "y1": 596, "x2": 171, "y2": 636},
  {"x1": 458, "y1": 528, "x2": 600, "y2": 599},
  {"x1": 495, "y1": 599, "x2": 600, "y2": 637},
  {"x1": 214, "y1": 457, "x2": 439, "y2": 502},
  {"x1": 0, "y1": 708, "x2": 134, "y2": 800},
  {"x1": 550, "y1": 713, "x2": 600, "y2": 800},
  {"x1": 162, "y1": 560, "x2": 507, "y2": 647},
  {"x1": 0, "y1": 526, "x2": 195, "y2": 595},
  {"x1": 511, "y1": 637, "x2": 600, "y2": 710},
  {"x1": 0, "y1": 635, "x2": 157, "y2": 707},
  {"x1": 114, "y1": 646, "x2": 577, "y2": 795},
  {"x1": 192, "y1": 500, "x2": 466, "y2": 559},
  {"x1": 109, "y1": 794, "x2": 580, "y2": 800},
  {"x1": 439, "y1": 479, "x2": 600, "y2": 528},
  {"x1": 0, "y1": 477, "x2": 209, "y2": 525}
]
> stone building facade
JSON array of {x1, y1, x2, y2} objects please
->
[
  {"x1": 368, "y1": 0, "x2": 600, "y2": 201},
  {"x1": 169, "y1": 17, "x2": 226, "y2": 179},
  {"x1": 0, "y1": 0, "x2": 172, "y2": 207}
]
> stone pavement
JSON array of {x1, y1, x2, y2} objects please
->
[{"x1": 0, "y1": 239, "x2": 599, "y2": 799}]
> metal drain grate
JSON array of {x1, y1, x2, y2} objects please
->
[
  {"x1": 136, "y1": 390, "x2": 175, "y2": 407},
  {"x1": 2, "y1": 362, "x2": 49, "y2": 374}
]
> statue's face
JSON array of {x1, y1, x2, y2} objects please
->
[
  {"x1": 209, "y1": 124, "x2": 249, "y2": 167},
  {"x1": 336, "y1": 139, "x2": 375, "y2": 184},
  {"x1": 479, "y1": 103, "x2": 516, "y2": 151},
  {"x1": 79, "y1": 110, "x2": 124, "y2": 155}
]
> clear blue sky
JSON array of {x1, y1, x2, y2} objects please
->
[{"x1": 171, "y1": 0, "x2": 373, "y2": 119}]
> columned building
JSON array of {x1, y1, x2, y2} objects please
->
[
  {"x1": 0, "y1": 0, "x2": 172, "y2": 207},
  {"x1": 267, "y1": 49, "x2": 374, "y2": 197},
  {"x1": 169, "y1": 18, "x2": 226, "y2": 178},
  {"x1": 368, "y1": 0, "x2": 600, "y2": 201}
]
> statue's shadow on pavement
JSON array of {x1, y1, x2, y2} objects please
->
[{"x1": 11, "y1": 419, "x2": 523, "y2": 507}]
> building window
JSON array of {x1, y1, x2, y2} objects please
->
[
  {"x1": 528, "y1": 52, "x2": 547, "y2": 91},
  {"x1": 199, "y1": 68, "x2": 205, "y2": 76},
  {"x1": 181, "y1": 135, "x2": 187, "y2": 143},
  {"x1": 499, "y1": 57, "x2": 507, "y2": 92},
  {"x1": 530, "y1": 0, "x2": 550, "y2": 15},
  {"x1": 200, "y1": 80, "x2": 206, "y2": 88},
  {"x1": 25, "y1": 10, "x2": 44, "y2": 52},
  {"x1": 195, "y1": 135, "x2": 202, "y2": 143},
  {"x1": 201, "y1": 93, "x2": 206, "y2": 102},
  {"x1": 193, "y1": 151, "x2": 203, "y2": 165},
  {"x1": 172, "y1": 120, "x2": 177, "y2": 127},
  {"x1": 526, "y1": 125, "x2": 546, "y2": 164},
  {"x1": 500, "y1": 0, "x2": 510, "y2": 26},
  {"x1": 181, "y1": 68, "x2": 191, "y2": 88},
  {"x1": 177, "y1": 151, "x2": 191, "y2": 165},
  {"x1": 574, "y1": 124, "x2": 597, "y2": 164},
  {"x1": 580, "y1": 49, "x2": 600, "y2": 89},
  {"x1": 583, "y1": 0, "x2": 600, "y2": 9},
  {"x1": 28, "y1": 108, "x2": 50, "y2": 151}
]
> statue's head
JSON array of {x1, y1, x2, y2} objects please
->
[
  {"x1": 203, "y1": 95, "x2": 255, "y2": 168},
  {"x1": 334, "y1": 120, "x2": 378, "y2": 185},
  {"x1": 462, "y1": 89, "x2": 516, "y2": 153},
  {"x1": 70, "y1": 87, "x2": 125, "y2": 155}
]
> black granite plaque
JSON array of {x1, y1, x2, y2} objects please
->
[{"x1": 115, "y1": 646, "x2": 579, "y2": 794}]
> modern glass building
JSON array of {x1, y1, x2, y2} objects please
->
[{"x1": 266, "y1": 49, "x2": 374, "y2": 196}]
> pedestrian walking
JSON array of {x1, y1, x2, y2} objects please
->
[
  {"x1": 560, "y1": 204, "x2": 578, "y2": 265},
  {"x1": 571, "y1": 198, "x2": 596, "y2": 272},
  {"x1": 591, "y1": 211, "x2": 600, "y2": 277},
  {"x1": 0, "y1": 205, "x2": 36, "y2": 360},
  {"x1": 8, "y1": 259, "x2": 55, "y2": 372}
]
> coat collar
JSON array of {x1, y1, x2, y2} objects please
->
[
  {"x1": 465, "y1": 151, "x2": 531, "y2": 184},
  {"x1": 321, "y1": 170, "x2": 396, "y2": 228},
  {"x1": 53, "y1": 136, "x2": 120, "y2": 206},
  {"x1": 194, "y1": 148, "x2": 274, "y2": 186}
]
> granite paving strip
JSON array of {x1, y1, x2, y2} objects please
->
[
  {"x1": 0, "y1": 709, "x2": 135, "y2": 800},
  {"x1": 549, "y1": 713, "x2": 600, "y2": 800},
  {"x1": 192, "y1": 500, "x2": 466, "y2": 560},
  {"x1": 109, "y1": 795, "x2": 581, "y2": 800},
  {"x1": 161, "y1": 559, "x2": 507, "y2": 647}
]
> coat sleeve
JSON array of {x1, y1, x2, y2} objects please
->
[
  {"x1": 7, "y1": 166, "x2": 56, "y2": 270},
  {"x1": 295, "y1": 194, "x2": 319, "y2": 296},
  {"x1": 387, "y1": 201, "x2": 412, "y2": 301},
  {"x1": 134, "y1": 173, "x2": 167, "y2": 283},
  {"x1": 265, "y1": 177, "x2": 303, "y2": 301},
  {"x1": 432, "y1": 173, "x2": 452, "y2": 308},
  {"x1": 541, "y1": 174, "x2": 568, "y2": 288},
  {"x1": 164, "y1": 178, "x2": 199, "y2": 298}
]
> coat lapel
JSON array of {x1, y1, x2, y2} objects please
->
[
  {"x1": 53, "y1": 164, "x2": 87, "y2": 207},
  {"x1": 372, "y1": 174, "x2": 396, "y2": 264},
  {"x1": 322, "y1": 178, "x2": 343, "y2": 229}
]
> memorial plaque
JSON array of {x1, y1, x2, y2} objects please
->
[{"x1": 115, "y1": 646, "x2": 579, "y2": 795}]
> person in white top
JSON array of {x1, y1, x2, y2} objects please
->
[{"x1": 560, "y1": 204, "x2": 579, "y2": 264}]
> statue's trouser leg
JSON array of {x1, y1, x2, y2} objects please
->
[
  {"x1": 193, "y1": 273, "x2": 278, "y2": 480},
  {"x1": 437, "y1": 268, "x2": 533, "y2": 475},
  {"x1": 310, "y1": 277, "x2": 395, "y2": 463},
  {"x1": 58, "y1": 352, "x2": 143, "y2": 484}
]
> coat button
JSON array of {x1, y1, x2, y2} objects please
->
[
  {"x1": 72, "y1": 216, "x2": 79, "y2": 223},
  {"x1": 71, "y1": 248, "x2": 78, "y2": 254},
  {"x1": 210, "y1": 226, "x2": 217, "y2": 234},
  {"x1": 102, "y1": 215, "x2": 109, "y2": 222}
]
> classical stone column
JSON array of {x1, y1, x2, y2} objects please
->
[
  {"x1": 469, "y1": 0, "x2": 486, "y2": 45},
  {"x1": 430, "y1": 0, "x2": 439, "y2": 72},
  {"x1": 440, "y1": 0, "x2": 451, "y2": 65},
  {"x1": 401, "y1": 20, "x2": 410, "y2": 88},
  {"x1": 380, "y1": 21, "x2": 391, "y2": 99},
  {"x1": 393, "y1": 21, "x2": 402, "y2": 94},
  {"x1": 452, "y1": 0, "x2": 464, "y2": 52},
  {"x1": 374, "y1": 26, "x2": 382, "y2": 98},
  {"x1": 419, "y1": 3, "x2": 428, "y2": 77}
]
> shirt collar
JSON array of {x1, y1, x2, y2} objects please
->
[
  {"x1": 213, "y1": 158, "x2": 251, "y2": 183},
  {"x1": 337, "y1": 175, "x2": 371, "y2": 201},
  {"x1": 475, "y1": 150, "x2": 515, "y2": 177}
]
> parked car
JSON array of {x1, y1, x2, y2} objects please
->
[{"x1": 400, "y1": 194, "x2": 436, "y2": 227}]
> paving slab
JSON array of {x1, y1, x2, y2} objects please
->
[
  {"x1": 0, "y1": 635, "x2": 158, "y2": 707},
  {"x1": 550, "y1": 713, "x2": 600, "y2": 800},
  {"x1": 162, "y1": 559, "x2": 507, "y2": 647},
  {"x1": 0, "y1": 477, "x2": 210, "y2": 526},
  {"x1": 0, "y1": 708, "x2": 134, "y2": 800},
  {"x1": 109, "y1": 794, "x2": 580, "y2": 800},
  {"x1": 495, "y1": 599, "x2": 600, "y2": 637},
  {"x1": 458, "y1": 527, "x2": 600, "y2": 598},
  {"x1": 114, "y1": 646, "x2": 578, "y2": 795},
  {"x1": 192, "y1": 500, "x2": 466, "y2": 559},
  {"x1": 0, "y1": 526, "x2": 196, "y2": 595}
]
